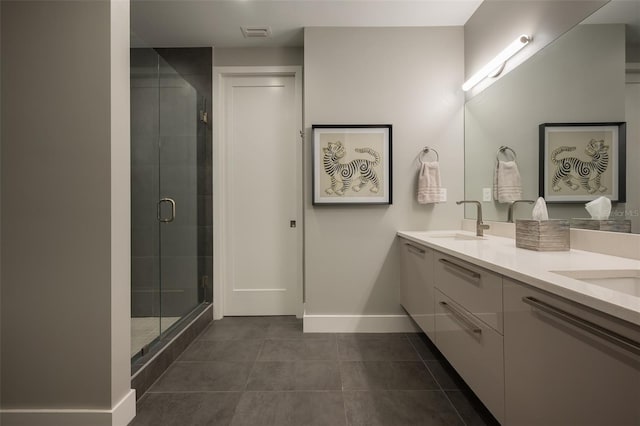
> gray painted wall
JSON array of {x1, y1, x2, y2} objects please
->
[
  {"x1": 1, "y1": 0, "x2": 131, "y2": 415},
  {"x1": 303, "y1": 27, "x2": 464, "y2": 316},
  {"x1": 464, "y1": 0, "x2": 607, "y2": 98}
]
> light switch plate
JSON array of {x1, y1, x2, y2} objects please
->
[
  {"x1": 439, "y1": 188, "x2": 447, "y2": 202},
  {"x1": 483, "y1": 187, "x2": 492, "y2": 202}
]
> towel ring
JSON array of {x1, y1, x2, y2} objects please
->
[
  {"x1": 419, "y1": 147, "x2": 439, "y2": 163},
  {"x1": 496, "y1": 146, "x2": 517, "y2": 162}
]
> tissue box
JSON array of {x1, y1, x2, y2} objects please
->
[
  {"x1": 570, "y1": 219, "x2": 631, "y2": 233},
  {"x1": 515, "y1": 219, "x2": 570, "y2": 251}
]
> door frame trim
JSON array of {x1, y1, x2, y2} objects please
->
[{"x1": 212, "y1": 66, "x2": 304, "y2": 320}]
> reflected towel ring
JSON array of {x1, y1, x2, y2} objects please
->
[
  {"x1": 496, "y1": 146, "x2": 517, "y2": 162},
  {"x1": 419, "y1": 147, "x2": 439, "y2": 163}
]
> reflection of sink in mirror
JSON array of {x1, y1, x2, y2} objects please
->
[
  {"x1": 551, "y1": 270, "x2": 640, "y2": 297},
  {"x1": 429, "y1": 233, "x2": 486, "y2": 241}
]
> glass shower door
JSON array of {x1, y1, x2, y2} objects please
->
[
  {"x1": 157, "y1": 54, "x2": 200, "y2": 333},
  {"x1": 131, "y1": 48, "x2": 208, "y2": 360},
  {"x1": 131, "y1": 48, "x2": 162, "y2": 357}
]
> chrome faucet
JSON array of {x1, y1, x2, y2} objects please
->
[
  {"x1": 456, "y1": 200, "x2": 490, "y2": 237},
  {"x1": 507, "y1": 200, "x2": 535, "y2": 223}
]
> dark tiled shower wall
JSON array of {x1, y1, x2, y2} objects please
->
[{"x1": 131, "y1": 48, "x2": 161, "y2": 317}]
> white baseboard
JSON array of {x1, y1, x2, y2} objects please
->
[
  {"x1": 303, "y1": 314, "x2": 420, "y2": 333},
  {"x1": 0, "y1": 389, "x2": 136, "y2": 426}
]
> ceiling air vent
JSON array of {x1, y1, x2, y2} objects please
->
[{"x1": 241, "y1": 26, "x2": 272, "y2": 38}]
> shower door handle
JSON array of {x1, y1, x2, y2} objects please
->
[{"x1": 157, "y1": 198, "x2": 176, "y2": 223}]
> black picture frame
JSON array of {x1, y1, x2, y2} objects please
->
[
  {"x1": 539, "y1": 122, "x2": 626, "y2": 203},
  {"x1": 312, "y1": 124, "x2": 392, "y2": 205}
]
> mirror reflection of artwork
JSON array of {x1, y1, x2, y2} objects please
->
[
  {"x1": 540, "y1": 123, "x2": 625, "y2": 203},
  {"x1": 322, "y1": 141, "x2": 380, "y2": 196},
  {"x1": 550, "y1": 139, "x2": 609, "y2": 193}
]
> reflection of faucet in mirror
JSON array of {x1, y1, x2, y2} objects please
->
[
  {"x1": 507, "y1": 200, "x2": 534, "y2": 223},
  {"x1": 463, "y1": 0, "x2": 638, "y2": 234},
  {"x1": 456, "y1": 200, "x2": 490, "y2": 237}
]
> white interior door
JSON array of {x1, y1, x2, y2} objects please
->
[{"x1": 220, "y1": 71, "x2": 301, "y2": 316}]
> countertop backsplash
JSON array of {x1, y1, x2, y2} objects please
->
[{"x1": 461, "y1": 219, "x2": 640, "y2": 261}]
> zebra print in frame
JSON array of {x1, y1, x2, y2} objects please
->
[
  {"x1": 312, "y1": 124, "x2": 392, "y2": 205},
  {"x1": 539, "y1": 122, "x2": 626, "y2": 203}
]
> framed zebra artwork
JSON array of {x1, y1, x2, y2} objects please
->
[
  {"x1": 312, "y1": 124, "x2": 392, "y2": 205},
  {"x1": 539, "y1": 122, "x2": 626, "y2": 203}
]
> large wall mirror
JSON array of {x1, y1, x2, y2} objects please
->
[{"x1": 464, "y1": 0, "x2": 639, "y2": 233}]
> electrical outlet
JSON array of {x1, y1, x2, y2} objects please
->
[
  {"x1": 439, "y1": 188, "x2": 447, "y2": 202},
  {"x1": 483, "y1": 187, "x2": 492, "y2": 202}
]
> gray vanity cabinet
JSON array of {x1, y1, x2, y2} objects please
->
[
  {"x1": 504, "y1": 278, "x2": 640, "y2": 426},
  {"x1": 399, "y1": 239, "x2": 435, "y2": 338},
  {"x1": 433, "y1": 253, "x2": 505, "y2": 424}
]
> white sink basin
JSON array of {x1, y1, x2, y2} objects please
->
[
  {"x1": 551, "y1": 269, "x2": 640, "y2": 297},
  {"x1": 429, "y1": 232, "x2": 486, "y2": 241}
]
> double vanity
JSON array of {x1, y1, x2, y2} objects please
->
[{"x1": 397, "y1": 230, "x2": 640, "y2": 426}]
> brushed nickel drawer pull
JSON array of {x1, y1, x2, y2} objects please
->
[
  {"x1": 439, "y1": 301, "x2": 482, "y2": 334},
  {"x1": 438, "y1": 258, "x2": 481, "y2": 280},
  {"x1": 405, "y1": 243, "x2": 425, "y2": 256},
  {"x1": 523, "y1": 296, "x2": 640, "y2": 356}
]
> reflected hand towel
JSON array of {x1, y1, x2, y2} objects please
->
[{"x1": 493, "y1": 160, "x2": 522, "y2": 203}]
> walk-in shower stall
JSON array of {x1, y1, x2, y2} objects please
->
[{"x1": 130, "y1": 48, "x2": 212, "y2": 364}]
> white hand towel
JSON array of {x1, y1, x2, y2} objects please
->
[
  {"x1": 493, "y1": 160, "x2": 522, "y2": 203},
  {"x1": 417, "y1": 161, "x2": 444, "y2": 204}
]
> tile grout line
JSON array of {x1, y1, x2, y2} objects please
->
[
  {"x1": 335, "y1": 332, "x2": 351, "y2": 426},
  {"x1": 407, "y1": 336, "x2": 469, "y2": 426},
  {"x1": 219, "y1": 321, "x2": 266, "y2": 426}
]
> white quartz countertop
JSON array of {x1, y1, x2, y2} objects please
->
[{"x1": 397, "y1": 230, "x2": 640, "y2": 326}]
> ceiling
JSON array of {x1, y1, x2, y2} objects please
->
[
  {"x1": 582, "y1": 0, "x2": 640, "y2": 46},
  {"x1": 131, "y1": 0, "x2": 483, "y2": 48}
]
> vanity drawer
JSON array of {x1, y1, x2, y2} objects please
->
[
  {"x1": 399, "y1": 239, "x2": 435, "y2": 338},
  {"x1": 434, "y1": 252, "x2": 503, "y2": 332},
  {"x1": 435, "y1": 289, "x2": 505, "y2": 424}
]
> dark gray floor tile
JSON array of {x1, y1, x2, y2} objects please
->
[
  {"x1": 259, "y1": 339, "x2": 338, "y2": 361},
  {"x1": 343, "y1": 390, "x2": 464, "y2": 426},
  {"x1": 247, "y1": 361, "x2": 341, "y2": 391},
  {"x1": 264, "y1": 321, "x2": 333, "y2": 338},
  {"x1": 198, "y1": 322, "x2": 269, "y2": 340},
  {"x1": 179, "y1": 339, "x2": 263, "y2": 362},
  {"x1": 337, "y1": 333, "x2": 409, "y2": 340},
  {"x1": 340, "y1": 361, "x2": 439, "y2": 390},
  {"x1": 230, "y1": 391, "x2": 346, "y2": 426},
  {"x1": 446, "y1": 390, "x2": 500, "y2": 426},
  {"x1": 425, "y1": 360, "x2": 467, "y2": 390},
  {"x1": 149, "y1": 361, "x2": 253, "y2": 392},
  {"x1": 219, "y1": 316, "x2": 299, "y2": 326},
  {"x1": 338, "y1": 338, "x2": 420, "y2": 361},
  {"x1": 266, "y1": 321, "x2": 303, "y2": 338},
  {"x1": 407, "y1": 333, "x2": 443, "y2": 361},
  {"x1": 266, "y1": 321, "x2": 335, "y2": 339},
  {"x1": 131, "y1": 392, "x2": 242, "y2": 426}
]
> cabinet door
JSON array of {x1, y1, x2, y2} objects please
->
[
  {"x1": 399, "y1": 239, "x2": 435, "y2": 338},
  {"x1": 435, "y1": 289, "x2": 505, "y2": 424},
  {"x1": 504, "y1": 278, "x2": 640, "y2": 426}
]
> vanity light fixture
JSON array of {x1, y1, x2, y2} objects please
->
[{"x1": 462, "y1": 34, "x2": 532, "y2": 92}]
